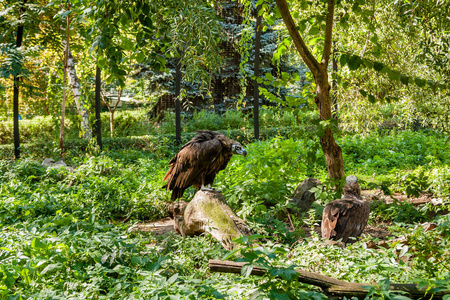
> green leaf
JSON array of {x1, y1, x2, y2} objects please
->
[
  {"x1": 373, "y1": 61, "x2": 384, "y2": 72},
  {"x1": 415, "y1": 78, "x2": 426, "y2": 87},
  {"x1": 136, "y1": 52, "x2": 145, "y2": 63},
  {"x1": 31, "y1": 238, "x2": 46, "y2": 249},
  {"x1": 400, "y1": 75, "x2": 409, "y2": 85},
  {"x1": 265, "y1": 73, "x2": 274, "y2": 81},
  {"x1": 167, "y1": 273, "x2": 178, "y2": 284},
  {"x1": 241, "y1": 264, "x2": 254, "y2": 277},
  {"x1": 387, "y1": 70, "x2": 400, "y2": 81},
  {"x1": 348, "y1": 55, "x2": 361, "y2": 70},
  {"x1": 298, "y1": 20, "x2": 307, "y2": 32},
  {"x1": 340, "y1": 54, "x2": 349, "y2": 66},
  {"x1": 309, "y1": 26, "x2": 320, "y2": 35}
]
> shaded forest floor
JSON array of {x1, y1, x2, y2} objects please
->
[{"x1": 134, "y1": 189, "x2": 447, "y2": 244}]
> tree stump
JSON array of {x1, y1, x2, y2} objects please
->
[
  {"x1": 175, "y1": 190, "x2": 252, "y2": 250},
  {"x1": 290, "y1": 178, "x2": 322, "y2": 214}
]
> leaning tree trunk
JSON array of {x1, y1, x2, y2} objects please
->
[
  {"x1": 175, "y1": 190, "x2": 252, "y2": 250},
  {"x1": 67, "y1": 48, "x2": 92, "y2": 140},
  {"x1": 275, "y1": 0, "x2": 345, "y2": 183}
]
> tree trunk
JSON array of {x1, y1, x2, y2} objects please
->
[
  {"x1": 59, "y1": 8, "x2": 70, "y2": 151},
  {"x1": 109, "y1": 89, "x2": 121, "y2": 137},
  {"x1": 331, "y1": 41, "x2": 338, "y2": 120},
  {"x1": 253, "y1": 5, "x2": 262, "y2": 141},
  {"x1": 94, "y1": 66, "x2": 102, "y2": 150},
  {"x1": 275, "y1": 0, "x2": 345, "y2": 182},
  {"x1": 175, "y1": 54, "x2": 182, "y2": 146},
  {"x1": 13, "y1": 0, "x2": 26, "y2": 160},
  {"x1": 315, "y1": 71, "x2": 345, "y2": 182},
  {"x1": 175, "y1": 190, "x2": 252, "y2": 250},
  {"x1": 109, "y1": 111, "x2": 114, "y2": 137},
  {"x1": 67, "y1": 49, "x2": 92, "y2": 140},
  {"x1": 209, "y1": 260, "x2": 450, "y2": 300}
]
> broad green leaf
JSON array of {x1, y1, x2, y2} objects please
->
[
  {"x1": 400, "y1": 75, "x2": 409, "y2": 85},
  {"x1": 31, "y1": 238, "x2": 46, "y2": 249},
  {"x1": 415, "y1": 78, "x2": 426, "y2": 87},
  {"x1": 348, "y1": 55, "x2": 361, "y2": 70},
  {"x1": 241, "y1": 264, "x2": 254, "y2": 277},
  {"x1": 167, "y1": 273, "x2": 178, "y2": 284},
  {"x1": 373, "y1": 61, "x2": 384, "y2": 72},
  {"x1": 136, "y1": 52, "x2": 145, "y2": 63},
  {"x1": 340, "y1": 54, "x2": 349, "y2": 66},
  {"x1": 387, "y1": 69, "x2": 400, "y2": 81},
  {"x1": 309, "y1": 26, "x2": 320, "y2": 35}
]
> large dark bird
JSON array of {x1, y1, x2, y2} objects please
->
[
  {"x1": 163, "y1": 130, "x2": 247, "y2": 200},
  {"x1": 321, "y1": 175, "x2": 370, "y2": 244}
]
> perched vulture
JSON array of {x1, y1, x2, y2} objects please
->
[
  {"x1": 321, "y1": 175, "x2": 370, "y2": 244},
  {"x1": 163, "y1": 130, "x2": 247, "y2": 200}
]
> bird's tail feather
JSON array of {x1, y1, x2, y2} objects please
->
[{"x1": 171, "y1": 188, "x2": 185, "y2": 201}]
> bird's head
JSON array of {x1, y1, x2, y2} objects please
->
[
  {"x1": 231, "y1": 144, "x2": 247, "y2": 157},
  {"x1": 344, "y1": 175, "x2": 361, "y2": 199}
]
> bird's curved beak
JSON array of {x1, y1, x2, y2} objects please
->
[{"x1": 237, "y1": 148, "x2": 247, "y2": 157}]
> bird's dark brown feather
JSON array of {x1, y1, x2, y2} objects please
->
[{"x1": 163, "y1": 130, "x2": 243, "y2": 201}]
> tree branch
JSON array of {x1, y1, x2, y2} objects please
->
[
  {"x1": 322, "y1": 0, "x2": 335, "y2": 66},
  {"x1": 275, "y1": 0, "x2": 321, "y2": 76},
  {"x1": 209, "y1": 260, "x2": 449, "y2": 299}
]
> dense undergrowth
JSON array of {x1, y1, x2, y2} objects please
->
[{"x1": 1, "y1": 108, "x2": 450, "y2": 299}]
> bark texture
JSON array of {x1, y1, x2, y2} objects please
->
[
  {"x1": 67, "y1": 49, "x2": 92, "y2": 140},
  {"x1": 275, "y1": 0, "x2": 344, "y2": 182},
  {"x1": 175, "y1": 190, "x2": 252, "y2": 250},
  {"x1": 59, "y1": 11, "x2": 70, "y2": 150},
  {"x1": 209, "y1": 260, "x2": 449, "y2": 300}
]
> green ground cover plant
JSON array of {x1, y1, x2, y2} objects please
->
[{"x1": 1, "y1": 110, "x2": 450, "y2": 299}]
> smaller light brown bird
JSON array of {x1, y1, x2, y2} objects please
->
[{"x1": 321, "y1": 175, "x2": 370, "y2": 244}]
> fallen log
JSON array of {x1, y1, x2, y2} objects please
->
[{"x1": 209, "y1": 260, "x2": 449, "y2": 299}]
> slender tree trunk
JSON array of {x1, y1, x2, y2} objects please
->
[
  {"x1": 95, "y1": 66, "x2": 102, "y2": 149},
  {"x1": 59, "y1": 9, "x2": 70, "y2": 151},
  {"x1": 331, "y1": 41, "x2": 338, "y2": 120},
  {"x1": 275, "y1": 0, "x2": 344, "y2": 182},
  {"x1": 13, "y1": 77, "x2": 21, "y2": 160},
  {"x1": 13, "y1": 0, "x2": 26, "y2": 160},
  {"x1": 253, "y1": 5, "x2": 262, "y2": 141},
  {"x1": 110, "y1": 89, "x2": 122, "y2": 137},
  {"x1": 175, "y1": 54, "x2": 182, "y2": 146},
  {"x1": 67, "y1": 49, "x2": 92, "y2": 140}
]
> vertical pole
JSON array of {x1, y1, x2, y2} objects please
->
[
  {"x1": 95, "y1": 66, "x2": 102, "y2": 150},
  {"x1": 13, "y1": 0, "x2": 26, "y2": 160},
  {"x1": 175, "y1": 54, "x2": 182, "y2": 146},
  {"x1": 253, "y1": 5, "x2": 262, "y2": 141}
]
